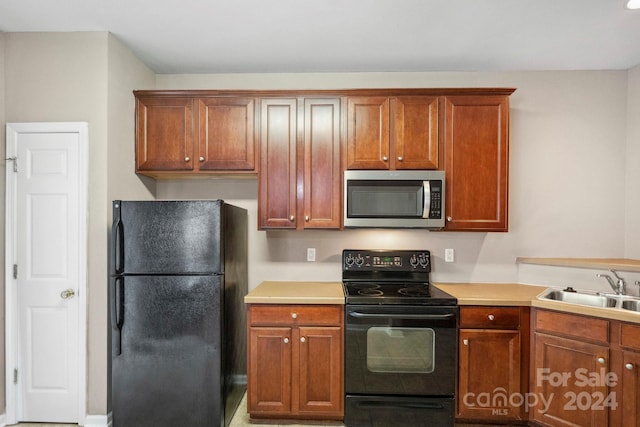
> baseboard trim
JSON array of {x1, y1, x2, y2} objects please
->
[{"x1": 85, "y1": 413, "x2": 110, "y2": 427}]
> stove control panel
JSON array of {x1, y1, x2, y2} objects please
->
[{"x1": 343, "y1": 250, "x2": 431, "y2": 271}]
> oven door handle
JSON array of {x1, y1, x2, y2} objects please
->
[
  {"x1": 356, "y1": 401, "x2": 447, "y2": 410},
  {"x1": 348, "y1": 311, "x2": 455, "y2": 320}
]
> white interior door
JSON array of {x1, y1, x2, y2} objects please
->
[{"x1": 5, "y1": 122, "x2": 87, "y2": 424}]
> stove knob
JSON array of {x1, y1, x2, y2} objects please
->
[
  {"x1": 418, "y1": 253, "x2": 430, "y2": 268},
  {"x1": 345, "y1": 254, "x2": 355, "y2": 267},
  {"x1": 410, "y1": 254, "x2": 419, "y2": 267},
  {"x1": 355, "y1": 254, "x2": 365, "y2": 267}
]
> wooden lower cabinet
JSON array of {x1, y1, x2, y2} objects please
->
[
  {"x1": 611, "y1": 321, "x2": 640, "y2": 427},
  {"x1": 457, "y1": 306, "x2": 529, "y2": 424},
  {"x1": 247, "y1": 304, "x2": 344, "y2": 420},
  {"x1": 533, "y1": 309, "x2": 611, "y2": 427}
]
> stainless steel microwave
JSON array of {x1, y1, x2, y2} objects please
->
[{"x1": 343, "y1": 170, "x2": 445, "y2": 228}]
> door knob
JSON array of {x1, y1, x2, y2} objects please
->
[{"x1": 60, "y1": 288, "x2": 75, "y2": 299}]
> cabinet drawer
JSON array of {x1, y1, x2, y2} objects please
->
[
  {"x1": 620, "y1": 323, "x2": 640, "y2": 351},
  {"x1": 460, "y1": 306, "x2": 520, "y2": 329},
  {"x1": 249, "y1": 305, "x2": 342, "y2": 326},
  {"x1": 534, "y1": 309, "x2": 609, "y2": 345}
]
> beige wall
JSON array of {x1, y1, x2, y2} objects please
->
[
  {"x1": 626, "y1": 64, "x2": 640, "y2": 258},
  {"x1": 1, "y1": 31, "x2": 640, "y2": 420}
]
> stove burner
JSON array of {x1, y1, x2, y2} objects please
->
[
  {"x1": 398, "y1": 286, "x2": 431, "y2": 297},
  {"x1": 358, "y1": 289, "x2": 384, "y2": 296},
  {"x1": 352, "y1": 283, "x2": 381, "y2": 290}
]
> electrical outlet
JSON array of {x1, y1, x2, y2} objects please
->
[
  {"x1": 445, "y1": 248, "x2": 455, "y2": 263},
  {"x1": 307, "y1": 248, "x2": 316, "y2": 262}
]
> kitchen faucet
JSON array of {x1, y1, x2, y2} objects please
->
[{"x1": 596, "y1": 270, "x2": 626, "y2": 295}]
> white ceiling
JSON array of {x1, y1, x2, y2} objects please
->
[{"x1": 1, "y1": 0, "x2": 639, "y2": 74}]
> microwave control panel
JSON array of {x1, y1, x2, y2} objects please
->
[{"x1": 428, "y1": 180, "x2": 443, "y2": 219}]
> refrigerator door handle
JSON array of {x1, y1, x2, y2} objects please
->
[
  {"x1": 113, "y1": 217, "x2": 124, "y2": 274},
  {"x1": 113, "y1": 276, "x2": 125, "y2": 355}
]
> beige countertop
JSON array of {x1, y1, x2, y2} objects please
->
[
  {"x1": 434, "y1": 282, "x2": 548, "y2": 306},
  {"x1": 244, "y1": 281, "x2": 345, "y2": 305},
  {"x1": 245, "y1": 280, "x2": 640, "y2": 324}
]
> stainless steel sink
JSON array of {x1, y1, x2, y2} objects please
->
[
  {"x1": 621, "y1": 299, "x2": 640, "y2": 312},
  {"x1": 539, "y1": 288, "x2": 640, "y2": 312},
  {"x1": 541, "y1": 290, "x2": 616, "y2": 308}
]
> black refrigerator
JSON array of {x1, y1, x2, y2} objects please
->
[{"x1": 109, "y1": 200, "x2": 248, "y2": 427}]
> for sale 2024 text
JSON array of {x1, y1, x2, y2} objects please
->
[{"x1": 462, "y1": 367, "x2": 618, "y2": 415}]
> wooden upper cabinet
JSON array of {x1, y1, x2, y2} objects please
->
[
  {"x1": 302, "y1": 98, "x2": 341, "y2": 229},
  {"x1": 259, "y1": 97, "x2": 342, "y2": 230},
  {"x1": 392, "y1": 96, "x2": 439, "y2": 169},
  {"x1": 346, "y1": 96, "x2": 390, "y2": 169},
  {"x1": 197, "y1": 97, "x2": 255, "y2": 171},
  {"x1": 443, "y1": 95, "x2": 510, "y2": 231},
  {"x1": 136, "y1": 96, "x2": 194, "y2": 172},
  {"x1": 135, "y1": 92, "x2": 257, "y2": 177},
  {"x1": 346, "y1": 95, "x2": 438, "y2": 170},
  {"x1": 259, "y1": 98, "x2": 298, "y2": 229}
]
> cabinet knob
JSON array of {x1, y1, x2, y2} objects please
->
[
  {"x1": 184, "y1": 156, "x2": 190, "y2": 162},
  {"x1": 447, "y1": 216, "x2": 453, "y2": 222},
  {"x1": 597, "y1": 357, "x2": 606, "y2": 365},
  {"x1": 462, "y1": 339, "x2": 469, "y2": 345},
  {"x1": 305, "y1": 215, "x2": 310, "y2": 222},
  {"x1": 283, "y1": 338, "x2": 289, "y2": 344},
  {"x1": 488, "y1": 314, "x2": 495, "y2": 321},
  {"x1": 626, "y1": 363, "x2": 634, "y2": 371},
  {"x1": 397, "y1": 156, "x2": 403, "y2": 161},
  {"x1": 291, "y1": 313, "x2": 298, "y2": 319},
  {"x1": 300, "y1": 337, "x2": 306, "y2": 343},
  {"x1": 289, "y1": 215, "x2": 295, "y2": 222},
  {"x1": 383, "y1": 156, "x2": 389, "y2": 161},
  {"x1": 199, "y1": 156, "x2": 205, "y2": 162}
]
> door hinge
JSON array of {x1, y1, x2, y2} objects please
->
[
  {"x1": 13, "y1": 368, "x2": 18, "y2": 384},
  {"x1": 5, "y1": 156, "x2": 17, "y2": 172},
  {"x1": 13, "y1": 264, "x2": 17, "y2": 280}
]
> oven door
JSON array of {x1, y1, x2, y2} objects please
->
[{"x1": 345, "y1": 304, "x2": 458, "y2": 396}]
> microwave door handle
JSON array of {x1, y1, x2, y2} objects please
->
[{"x1": 422, "y1": 180, "x2": 431, "y2": 218}]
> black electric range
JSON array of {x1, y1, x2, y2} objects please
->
[{"x1": 342, "y1": 249, "x2": 457, "y2": 305}]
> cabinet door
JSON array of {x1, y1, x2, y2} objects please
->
[
  {"x1": 259, "y1": 98, "x2": 298, "y2": 229},
  {"x1": 197, "y1": 97, "x2": 255, "y2": 171},
  {"x1": 392, "y1": 96, "x2": 438, "y2": 170},
  {"x1": 297, "y1": 326, "x2": 343, "y2": 417},
  {"x1": 136, "y1": 96, "x2": 194, "y2": 171},
  {"x1": 458, "y1": 329, "x2": 522, "y2": 421},
  {"x1": 443, "y1": 96, "x2": 509, "y2": 231},
  {"x1": 533, "y1": 333, "x2": 609, "y2": 427},
  {"x1": 248, "y1": 327, "x2": 292, "y2": 415},
  {"x1": 302, "y1": 98, "x2": 341, "y2": 229},
  {"x1": 621, "y1": 351, "x2": 640, "y2": 427},
  {"x1": 346, "y1": 97, "x2": 390, "y2": 169}
]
